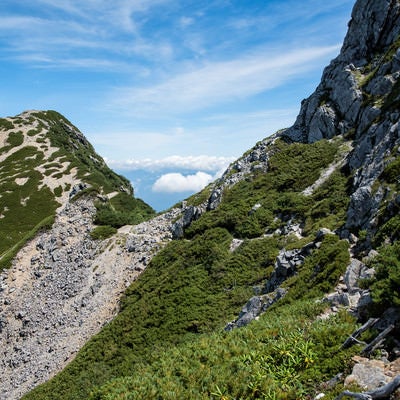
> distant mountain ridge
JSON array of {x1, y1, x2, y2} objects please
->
[
  {"x1": 0, "y1": 110, "x2": 153, "y2": 271},
  {"x1": 2, "y1": 0, "x2": 400, "y2": 399},
  {"x1": 0, "y1": 110, "x2": 158, "y2": 399}
]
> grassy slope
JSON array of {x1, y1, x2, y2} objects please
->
[
  {"x1": 23, "y1": 137, "x2": 360, "y2": 400},
  {"x1": 0, "y1": 111, "x2": 155, "y2": 271}
]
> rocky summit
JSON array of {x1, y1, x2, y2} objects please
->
[{"x1": 1, "y1": 0, "x2": 400, "y2": 399}]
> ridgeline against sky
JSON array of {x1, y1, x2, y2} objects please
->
[{"x1": 0, "y1": 1, "x2": 354, "y2": 209}]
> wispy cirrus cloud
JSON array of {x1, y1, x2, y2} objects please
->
[
  {"x1": 112, "y1": 45, "x2": 340, "y2": 116},
  {"x1": 0, "y1": 0, "x2": 173, "y2": 69},
  {"x1": 90, "y1": 107, "x2": 297, "y2": 162}
]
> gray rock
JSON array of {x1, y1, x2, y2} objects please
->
[
  {"x1": 225, "y1": 288, "x2": 287, "y2": 331},
  {"x1": 69, "y1": 183, "x2": 88, "y2": 199},
  {"x1": 315, "y1": 228, "x2": 334, "y2": 241},
  {"x1": 229, "y1": 238, "x2": 243, "y2": 252},
  {"x1": 171, "y1": 205, "x2": 203, "y2": 238},
  {"x1": 357, "y1": 290, "x2": 373, "y2": 317},
  {"x1": 265, "y1": 240, "x2": 316, "y2": 293},
  {"x1": 344, "y1": 358, "x2": 389, "y2": 390},
  {"x1": 279, "y1": 0, "x2": 400, "y2": 236},
  {"x1": 344, "y1": 258, "x2": 367, "y2": 294},
  {"x1": 249, "y1": 203, "x2": 262, "y2": 215}
]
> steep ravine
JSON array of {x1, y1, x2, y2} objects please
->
[{"x1": 0, "y1": 197, "x2": 181, "y2": 400}]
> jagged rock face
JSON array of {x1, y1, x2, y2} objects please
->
[
  {"x1": 342, "y1": 0, "x2": 400, "y2": 64},
  {"x1": 281, "y1": 0, "x2": 400, "y2": 233},
  {"x1": 284, "y1": 0, "x2": 400, "y2": 144},
  {"x1": 200, "y1": 3, "x2": 400, "y2": 235}
]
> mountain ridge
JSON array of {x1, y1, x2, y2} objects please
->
[
  {"x1": 1, "y1": 0, "x2": 400, "y2": 398},
  {"x1": 0, "y1": 110, "x2": 160, "y2": 399}
]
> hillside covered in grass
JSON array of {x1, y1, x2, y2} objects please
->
[
  {"x1": 22, "y1": 136, "x2": 361, "y2": 400},
  {"x1": 0, "y1": 110, "x2": 154, "y2": 271}
]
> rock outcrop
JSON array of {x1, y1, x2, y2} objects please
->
[
  {"x1": 171, "y1": 203, "x2": 205, "y2": 239},
  {"x1": 282, "y1": 0, "x2": 400, "y2": 235},
  {"x1": 207, "y1": 135, "x2": 277, "y2": 211},
  {"x1": 283, "y1": 0, "x2": 400, "y2": 144}
]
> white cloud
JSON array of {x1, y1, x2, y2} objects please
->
[
  {"x1": 107, "y1": 155, "x2": 235, "y2": 172},
  {"x1": 0, "y1": 0, "x2": 174, "y2": 69},
  {"x1": 152, "y1": 171, "x2": 213, "y2": 193},
  {"x1": 112, "y1": 45, "x2": 340, "y2": 115},
  {"x1": 179, "y1": 16, "x2": 195, "y2": 28}
]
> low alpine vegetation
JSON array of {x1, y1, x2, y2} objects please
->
[{"x1": 23, "y1": 135, "x2": 357, "y2": 400}]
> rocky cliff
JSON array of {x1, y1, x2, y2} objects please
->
[
  {"x1": 196, "y1": 0, "x2": 400, "y2": 245},
  {"x1": 283, "y1": 0, "x2": 400, "y2": 236}
]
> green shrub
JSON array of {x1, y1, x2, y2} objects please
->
[
  {"x1": 282, "y1": 234, "x2": 350, "y2": 301},
  {"x1": 0, "y1": 146, "x2": 59, "y2": 271},
  {"x1": 86, "y1": 301, "x2": 356, "y2": 400},
  {"x1": 304, "y1": 171, "x2": 350, "y2": 235},
  {"x1": 381, "y1": 156, "x2": 400, "y2": 184},
  {"x1": 0, "y1": 118, "x2": 14, "y2": 130},
  {"x1": 94, "y1": 193, "x2": 155, "y2": 228},
  {"x1": 27, "y1": 128, "x2": 40, "y2": 136},
  {"x1": 54, "y1": 186, "x2": 63, "y2": 197},
  {"x1": 367, "y1": 241, "x2": 400, "y2": 313},
  {"x1": 6, "y1": 131, "x2": 24, "y2": 147},
  {"x1": 374, "y1": 214, "x2": 400, "y2": 245},
  {"x1": 90, "y1": 226, "x2": 117, "y2": 240}
]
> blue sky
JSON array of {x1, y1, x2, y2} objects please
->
[{"x1": 0, "y1": 0, "x2": 355, "y2": 210}]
